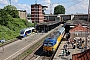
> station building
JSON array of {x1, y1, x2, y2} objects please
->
[
  {"x1": 69, "y1": 24, "x2": 90, "y2": 37},
  {"x1": 69, "y1": 24, "x2": 90, "y2": 42},
  {"x1": 68, "y1": 24, "x2": 90, "y2": 60}
]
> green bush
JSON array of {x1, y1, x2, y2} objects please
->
[
  {"x1": 0, "y1": 5, "x2": 34, "y2": 41},
  {"x1": 0, "y1": 18, "x2": 34, "y2": 41}
]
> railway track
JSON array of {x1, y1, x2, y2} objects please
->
[
  {"x1": 13, "y1": 24, "x2": 64, "y2": 60},
  {"x1": 36, "y1": 55, "x2": 52, "y2": 60},
  {"x1": 24, "y1": 38, "x2": 62, "y2": 60},
  {"x1": 28, "y1": 51, "x2": 54, "y2": 60},
  {"x1": 13, "y1": 36, "x2": 44, "y2": 60},
  {"x1": 0, "y1": 24, "x2": 63, "y2": 48},
  {"x1": 0, "y1": 34, "x2": 34, "y2": 48},
  {"x1": 27, "y1": 44, "x2": 58, "y2": 60},
  {"x1": 22, "y1": 37, "x2": 56, "y2": 60}
]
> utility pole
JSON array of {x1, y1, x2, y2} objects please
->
[
  {"x1": 9, "y1": 0, "x2": 11, "y2": 5},
  {"x1": 50, "y1": 4, "x2": 53, "y2": 14},
  {"x1": 85, "y1": 0, "x2": 90, "y2": 50},
  {"x1": 35, "y1": 0, "x2": 37, "y2": 4},
  {"x1": 88, "y1": 0, "x2": 90, "y2": 22}
]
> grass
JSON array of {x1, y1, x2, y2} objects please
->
[
  {"x1": 0, "y1": 18, "x2": 34, "y2": 41},
  {"x1": 0, "y1": 38, "x2": 17, "y2": 47},
  {"x1": 16, "y1": 34, "x2": 51, "y2": 60},
  {"x1": 0, "y1": 18, "x2": 34, "y2": 46},
  {"x1": 17, "y1": 40, "x2": 42, "y2": 60}
]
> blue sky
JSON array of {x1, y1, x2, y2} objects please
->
[{"x1": 0, "y1": 0, "x2": 89, "y2": 14}]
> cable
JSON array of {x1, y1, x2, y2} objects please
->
[
  {"x1": 59, "y1": 1, "x2": 74, "y2": 4},
  {"x1": 66, "y1": 0, "x2": 84, "y2": 8}
]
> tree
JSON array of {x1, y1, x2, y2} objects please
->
[
  {"x1": 27, "y1": 13, "x2": 31, "y2": 17},
  {"x1": 54, "y1": 5, "x2": 65, "y2": 15},
  {"x1": 0, "y1": 9, "x2": 12, "y2": 26},
  {"x1": 4, "y1": 5, "x2": 19, "y2": 18}
]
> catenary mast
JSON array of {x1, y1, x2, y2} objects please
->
[
  {"x1": 9, "y1": 0, "x2": 11, "y2": 5},
  {"x1": 88, "y1": 0, "x2": 90, "y2": 22}
]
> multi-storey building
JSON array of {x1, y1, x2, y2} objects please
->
[{"x1": 31, "y1": 4, "x2": 47, "y2": 23}]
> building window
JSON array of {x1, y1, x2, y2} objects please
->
[{"x1": 34, "y1": 6, "x2": 38, "y2": 8}]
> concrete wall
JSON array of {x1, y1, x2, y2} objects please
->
[
  {"x1": 73, "y1": 14, "x2": 88, "y2": 20},
  {"x1": 44, "y1": 15, "x2": 61, "y2": 22},
  {"x1": 18, "y1": 10, "x2": 27, "y2": 20},
  {"x1": 60, "y1": 14, "x2": 88, "y2": 21}
]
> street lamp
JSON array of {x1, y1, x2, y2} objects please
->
[{"x1": 84, "y1": 22, "x2": 89, "y2": 50}]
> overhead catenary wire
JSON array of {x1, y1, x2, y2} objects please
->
[
  {"x1": 49, "y1": 0, "x2": 75, "y2": 14},
  {"x1": 66, "y1": 0, "x2": 85, "y2": 9},
  {"x1": 41, "y1": 0, "x2": 85, "y2": 14}
]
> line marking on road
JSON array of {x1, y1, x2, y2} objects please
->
[
  {"x1": 4, "y1": 43, "x2": 33, "y2": 60},
  {"x1": 4, "y1": 33, "x2": 45, "y2": 60},
  {"x1": 4, "y1": 25, "x2": 62, "y2": 60}
]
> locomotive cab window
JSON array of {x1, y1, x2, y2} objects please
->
[
  {"x1": 44, "y1": 43, "x2": 48, "y2": 46},
  {"x1": 44, "y1": 43, "x2": 53, "y2": 46},
  {"x1": 26, "y1": 30, "x2": 31, "y2": 34},
  {"x1": 20, "y1": 31, "x2": 24, "y2": 34},
  {"x1": 32, "y1": 29, "x2": 36, "y2": 32},
  {"x1": 48, "y1": 43, "x2": 53, "y2": 46}
]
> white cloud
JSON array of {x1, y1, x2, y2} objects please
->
[
  {"x1": 12, "y1": 0, "x2": 18, "y2": 3},
  {"x1": 0, "y1": 5, "x2": 2, "y2": 8},
  {"x1": 0, "y1": 0, "x2": 89, "y2": 14},
  {"x1": 40, "y1": 0, "x2": 51, "y2": 14},
  {"x1": 0, "y1": 0, "x2": 18, "y2": 6},
  {"x1": 53, "y1": 4, "x2": 59, "y2": 8},
  {"x1": 16, "y1": 4, "x2": 31, "y2": 13},
  {"x1": 43, "y1": 0, "x2": 51, "y2": 4},
  {"x1": 40, "y1": 0, "x2": 89, "y2": 14},
  {"x1": 0, "y1": 0, "x2": 8, "y2": 5},
  {"x1": 41, "y1": 0, "x2": 51, "y2": 6},
  {"x1": 64, "y1": 0, "x2": 89, "y2": 14}
]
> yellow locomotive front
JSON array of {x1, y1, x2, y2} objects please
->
[
  {"x1": 43, "y1": 27, "x2": 65, "y2": 53},
  {"x1": 43, "y1": 36, "x2": 59, "y2": 53}
]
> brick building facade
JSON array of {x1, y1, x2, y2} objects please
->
[{"x1": 31, "y1": 4, "x2": 44, "y2": 23}]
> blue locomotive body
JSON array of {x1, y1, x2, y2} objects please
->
[
  {"x1": 43, "y1": 37, "x2": 57, "y2": 47},
  {"x1": 43, "y1": 27, "x2": 65, "y2": 53}
]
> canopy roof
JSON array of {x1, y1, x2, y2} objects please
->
[{"x1": 70, "y1": 24, "x2": 87, "y2": 32}]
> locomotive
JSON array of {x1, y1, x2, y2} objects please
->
[{"x1": 43, "y1": 27, "x2": 65, "y2": 53}]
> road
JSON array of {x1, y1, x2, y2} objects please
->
[
  {"x1": 0, "y1": 24, "x2": 63, "y2": 60},
  {"x1": 0, "y1": 33, "x2": 46, "y2": 60}
]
